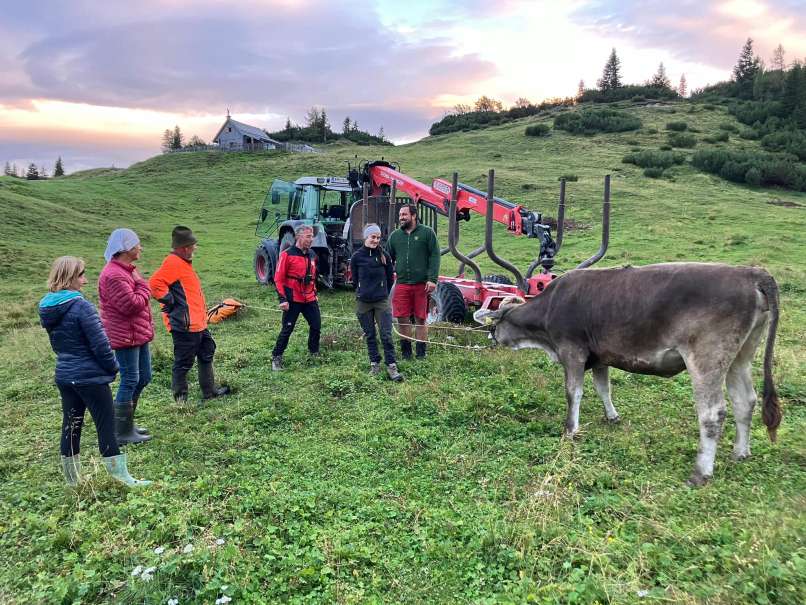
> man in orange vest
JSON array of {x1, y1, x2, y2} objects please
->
[{"x1": 150, "y1": 226, "x2": 230, "y2": 403}]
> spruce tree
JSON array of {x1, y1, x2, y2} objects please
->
[
  {"x1": 649, "y1": 62, "x2": 671, "y2": 89},
  {"x1": 171, "y1": 125, "x2": 184, "y2": 150},
  {"x1": 25, "y1": 163, "x2": 39, "y2": 180},
  {"x1": 161, "y1": 129, "x2": 173, "y2": 151},
  {"x1": 54, "y1": 156, "x2": 64, "y2": 177},
  {"x1": 3, "y1": 161, "x2": 12, "y2": 176},
  {"x1": 771, "y1": 44, "x2": 786, "y2": 71},
  {"x1": 733, "y1": 38, "x2": 760, "y2": 82},
  {"x1": 597, "y1": 48, "x2": 622, "y2": 91},
  {"x1": 577, "y1": 80, "x2": 585, "y2": 99},
  {"x1": 343, "y1": 116, "x2": 351, "y2": 135},
  {"x1": 678, "y1": 74, "x2": 687, "y2": 97}
]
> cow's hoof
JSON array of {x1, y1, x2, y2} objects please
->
[
  {"x1": 732, "y1": 451, "x2": 751, "y2": 462},
  {"x1": 563, "y1": 429, "x2": 580, "y2": 440},
  {"x1": 686, "y1": 472, "x2": 711, "y2": 487},
  {"x1": 605, "y1": 415, "x2": 621, "y2": 425}
]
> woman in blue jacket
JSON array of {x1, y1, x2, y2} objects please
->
[
  {"x1": 39, "y1": 256, "x2": 150, "y2": 487},
  {"x1": 350, "y1": 225, "x2": 403, "y2": 382}
]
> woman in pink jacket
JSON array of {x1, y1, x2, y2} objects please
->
[{"x1": 98, "y1": 229, "x2": 154, "y2": 445}]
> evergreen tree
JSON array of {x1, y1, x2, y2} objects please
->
[
  {"x1": 782, "y1": 63, "x2": 806, "y2": 127},
  {"x1": 377, "y1": 125, "x2": 385, "y2": 142},
  {"x1": 54, "y1": 156, "x2": 64, "y2": 177},
  {"x1": 577, "y1": 80, "x2": 585, "y2": 99},
  {"x1": 733, "y1": 38, "x2": 760, "y2": 82},
  {"x1": 25, "y1": 163, "x2": 39, "y2": 180},
  {"x1": 161, "y1": 129, "x2": 173, "y2": 152},
  {"x1": 771, "y1": 44, "x2": 786, "y2": 71},
  {"x1": 171, "y1": 125, "x2": 184, "y2": 150},
  {"x1": 343, "y1": 116, "x2": 351, "y2": 135},
  {"x1": 3, "y1": 161, "x2": 12, "y2": 176},
  {"x1": 320, "y1": 108, "x2": 329, "y2": 142},
  {"x1": 678, "y1": 74, "x2": 687, "y2": 97},
  {"x1": 649, "y1": 62, "x2": 671, "y2": 89},
  {"x1": 11, "y1": 163, "x2": 18, "y2": 178},
  {"x1": 597, "y1": 48, "x2": 622, "y2": 91}
]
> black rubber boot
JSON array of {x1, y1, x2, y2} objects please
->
[
  {"x1": 400, "y1": 339, "x2": 413, "y2": 360},
  {"x1": 115, "y1": 402, "x2": 152, "y2": 445},
  {"x1": 416, "y1": 342, "x2": 426, "y2": 359},
  {"x1": 199, "y1": 362, "x2": 231, "y2": 400},
  {"x1": 131, "y1": 397, "x2": 149, "y2": 436}
]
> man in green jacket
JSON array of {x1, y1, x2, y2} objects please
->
[{"x1": 387, "y1": 204, "x2": 440, "y2": 359}]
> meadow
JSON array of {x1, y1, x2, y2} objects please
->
[{"x1": 0, "y1": 101, "x2": 804, "y2": 604}]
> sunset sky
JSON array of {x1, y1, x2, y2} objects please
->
[{"x1": 1, "y1": 0, "x2": 804, "y2": 173}]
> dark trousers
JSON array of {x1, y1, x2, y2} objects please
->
[
  {"x1": 272, "y1": 301, "x2": 321, "y2": 357},
  {"x1": 114, "y1": 344, "x2": 152, "y2": 404},
  {"x1": 171, "y1": 329, "x2": 216, "y2": 398},
  {"x1": 357, "y1": 302, "x2": 396, "y2": 365},
  {"x1": 57, "y1": 383, "x2": 120, "y2": 457}
]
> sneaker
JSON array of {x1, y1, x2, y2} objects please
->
[
  {"x1": 271, "y1": 356, "x2": 283, "y2": 371},
  {"x1": 370, "y1": 362, "x2": 381, "y2": 376},
  {"x1": 386, "y1": 363, "x2": 404, "y2": 382}
]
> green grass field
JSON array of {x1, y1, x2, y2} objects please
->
[{"x1": 1, "y1": 101, "x2": 804, "y2": 604}]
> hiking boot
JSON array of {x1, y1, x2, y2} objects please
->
[
  {"x1": 102, "y1": 452, "x2": 151, "y2": 487},
  {"x1": 61, "y1": 454, "x2": 81, "y2": 486},
  {"x1": 199, "y1": 362, "x2": 231, "y2": 400},
  {"x1": 272, "y1": 356, "x2": 283, "y2": 371},
  {"x1": 416, "y1": 342, "x2": 427, "y2": 359},
  {"x1": 115, "y1": 402, "x2": 152, "y2": 445},
  {"x1": 370, "y1": 362, "x2": 381, "y2": 376},
  {"x1": 386, "y1": 363, "x2": 403, "y2": 382},
  {"x1": 400, "y1": 339, "x2": 413, "y2": 360}
]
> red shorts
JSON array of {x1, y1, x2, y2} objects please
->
[{"x1": 392, "y1": 283, "x2": 430, "y2": 320}]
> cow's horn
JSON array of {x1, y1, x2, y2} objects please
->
[{"x1": 500, "y1": 295, "x2": 527, "y2": 306}]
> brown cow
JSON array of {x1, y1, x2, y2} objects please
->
[{"x1": 474, "y1": 262, "x2": 782, "y2": 485}]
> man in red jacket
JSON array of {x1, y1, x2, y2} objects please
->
[
  {"x1": 271, "y1": 225, "x2": 320, "y2": 371},
  {"x1": 149, "y1": 226, "x2": 230, "y2": 403}
]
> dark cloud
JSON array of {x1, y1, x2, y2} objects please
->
[
  {"x1": 8, "y1": 1, "x2": 493, "y2": 140},
  {"x1": 571, "y1": 1, "x2": 806, "y2": 69}
]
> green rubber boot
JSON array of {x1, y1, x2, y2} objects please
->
[
  {"x1": 102, "y1": 453, "x2": 152, "y2": 487},
  {"x1": 61, "y1": 454, "x2": 81, "y2": 486}
]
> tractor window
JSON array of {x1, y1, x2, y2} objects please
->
[
  {"x1": 320, "y1": 190, "x2": 347, "y2": 221},
  {"x1": 290, "y1": 185, "x2": 319, "y2": 220},
  {"x1": 270, "y1": 179, "x2": 295, "y2": 205}
]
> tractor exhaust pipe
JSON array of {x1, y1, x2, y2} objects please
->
[
  {"x1": 576, "y1": 174, "x2": 611, "y2": 270},
  {"x1": 448, "y1": 173, "x2": 482, "y2": 283},
  {"x1": 485, "y1": 170, "x2": 527, "y2": 292}
]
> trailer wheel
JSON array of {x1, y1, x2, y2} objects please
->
[
  {"x1": 427, "y1": 282, "x2": 467, "y2": 324},
  {"x1": 254, "y1": 240, "x2": 278, "y2": 285},
  {"x1": 482, "y1": 274, "x2": 513, "y2": 285}
]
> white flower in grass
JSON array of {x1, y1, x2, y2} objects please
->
[
  {"x1": 637, "y1": 589, "x2": 649, "y2": 598},
  {"x1": 131, "y1": 565, "x2": 143, "y2": 577},
  {"x1": 216, "y1": 538, "x2": 225, "y2": 545},
  {"x1": 141, "y1": 567, "x2": 156, "y2": 582},
  {"x1": 221, "y1": 585, "x2": 229, "y2": 591},
  {"x1": 154, "y1": 546, "x2": 166, "y2": 555},
  {"x1": 167, "y1": 599, "x2": 179, "y2": 605},
  {"x1": 182, "y1": 543, "x2": 194, "y2": 553},
  {"x1": 215, "y1": 597, "x2": 232, "y2": 604}
]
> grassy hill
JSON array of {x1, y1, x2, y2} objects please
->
[{"x1": 1, "y1": 101, "x2": 804, "y2": 604}]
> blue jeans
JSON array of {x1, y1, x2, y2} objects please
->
[{"x1": 114, "y1": 344, "x2": 152, "y2": 404}]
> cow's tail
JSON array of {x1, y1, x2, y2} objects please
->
[{"x1": 759, "y1": 272, "x2": 782, "y2": 442}]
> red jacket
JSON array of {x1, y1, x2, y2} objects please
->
[
  {"x1": 275, "y1": 246, "x2": 318, "y2": 304},
  {"x1": 98, "y1": 260, "x2": 154, "y2": 349},
  {"x1": 149, "y1": 253, "x2": 208, "y2": 332}
]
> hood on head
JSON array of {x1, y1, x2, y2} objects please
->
[{"x1": 39, "y1": 291, "x2": 82, "y2": 330}]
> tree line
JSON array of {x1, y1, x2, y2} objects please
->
[{"x1": 3, "y1": 157, "x2": 64, "y2": 179}]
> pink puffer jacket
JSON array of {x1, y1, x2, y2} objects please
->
[{"x1": 98, "y1": 259, "x2": 154, "y2": 349}]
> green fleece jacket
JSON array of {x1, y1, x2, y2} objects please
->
[{"x1": 387, "y1": 223, "x2": 440, "y2": 284}]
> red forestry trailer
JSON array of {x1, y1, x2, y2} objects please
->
[{"x1": 349, "y1": 160, "x2": 611, "y2": 323}]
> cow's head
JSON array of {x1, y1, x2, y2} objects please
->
[{"x1": 473, "y1": 296, "x2": 528, "y2": 347}]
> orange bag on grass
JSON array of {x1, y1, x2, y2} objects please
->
[{"x1": 206, "y1": 298, "x2": 245, "y2": 324}]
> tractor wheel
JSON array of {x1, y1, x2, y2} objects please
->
[
  {"x1": 427, "y1": 282, "x2": 467, "y2": 324},
  {"x1": 279, "y1": 232, "x2": 296, "y2": 254},
  {"x1": 482, "y1": 274, "x2": 513, "y2": 285},
  {"x1": 254, "y1": 240, "x2": 278, "y2": 285}
]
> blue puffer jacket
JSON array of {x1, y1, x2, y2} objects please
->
[{"x1": 39, "y1": 291, "x2": 119, "y2": 385}]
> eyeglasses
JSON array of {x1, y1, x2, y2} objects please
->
[{"x1": 78, "y1": 270, "x2": 86, "y2": 277}]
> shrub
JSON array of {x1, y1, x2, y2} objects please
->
[
  {"x1": 739, "y1": 129, "x2": 759, "y2": 140},
  {"x1": 666, "y1": 121, "x2": 688, "y2": 131},
  {"x1": 703, "y1": 132, "x2": 730, "y2": 143},
  {"x1": 643, "y1": 167, "x2": 665, "y2": 178},
  {"x1": 659, "y1": 144, "x2": 672, "y2": 151},
  {"x1": 761, "y1": 131, "x2": 806, "y2": 161},
  {"x1": 623, "y1": 149, "x2": 686, "y2": 169},
  {"x1": 580, "y1": 85, "x2": 678, "y2": 104},
  {"x1": 559, "y1": 174, "x2": 579, "y2": 182},
  {"x1": 644, "y1": 127, "x2": 659, "y2": 134},
  {"x1": 524, "y1": 124, "x2": 550, "y2": 137},
  {"x1": 668, "y1": 132, "x2": 697, "y2": 148},
  {"x1": 553, "y1": 108, "x2": 641, "y2": 135},
  {"x1": 704, "y1": 104, "x2": 717, "y2": 110},
  {"x1": 718, "y1": 122, "x2": 738, "y2": 132},
  {"x1": 692, "y1": 148, "x2": 806, "y2": 191}
]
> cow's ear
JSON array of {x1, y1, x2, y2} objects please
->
[
  {"x1": 500, "y1": 295, "x2": 527, "y2": 307},
  {"x1": 473, "y1": 308, "x2": 503, "y2": 325}
]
